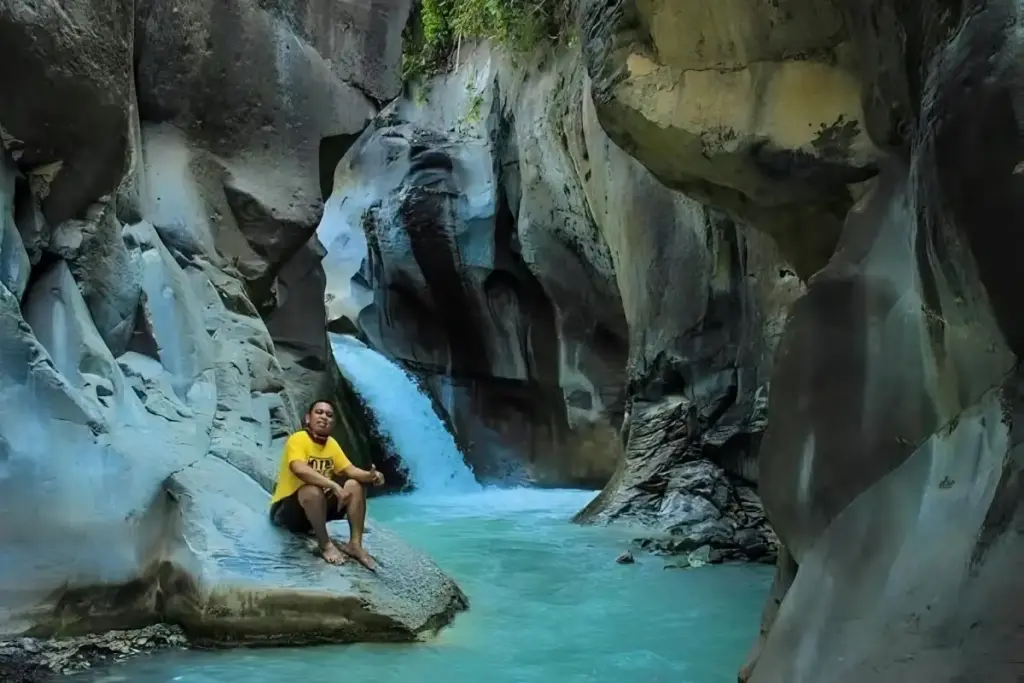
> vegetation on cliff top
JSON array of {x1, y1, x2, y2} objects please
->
[{"x1": 402, "y1": 0, "x2": 572, "y2": 79}]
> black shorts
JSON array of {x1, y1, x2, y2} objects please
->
[{"x1": 270, "y1": 480, "x2": 348, "y2": 534}]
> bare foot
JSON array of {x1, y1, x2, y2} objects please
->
[
  {"x1": 340, "y1": 542, "x2": 378, "y2": 571},
  {"x1": 320, "y1": 542, "x2": 348, "y2": 565}
]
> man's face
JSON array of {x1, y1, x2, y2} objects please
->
[{"x1": 307, "y1": 402, "x2": 335, "y2": 436}]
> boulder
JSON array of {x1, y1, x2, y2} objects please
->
[
  {"x1": 0, "y1": 0, "x2": 134, "y2": 224},
  {"x1": 133, "y1": 0, "x2": 400, "y2": 277},
  {"x1": 580, "y1": 0, "x2": 880, "y2": 276},
  {"x1": 162, "y1": 456, "x2": 467, "y2": 644},
  {"x1": 1, "y1": 216, "x2": 467, "y2": 644}
]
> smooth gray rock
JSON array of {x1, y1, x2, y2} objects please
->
[
  {"x1": 0, "y1": 0, "x2": 135, "y2": 224},
  {"x1": 0, "y1": 154, "x2": 28, "y2": 299},
  {"x1": 163, "y1": 456, "x2": 467, "y2": 644}
]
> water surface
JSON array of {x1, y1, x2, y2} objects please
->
[{"x1": 81, "y1": 489, "x2": 769, "y2": 683}]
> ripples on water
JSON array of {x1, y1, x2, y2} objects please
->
[{"x1": 79, "y1": 488, "x2": 771, "y2": 683}]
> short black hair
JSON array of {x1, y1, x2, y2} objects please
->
[{"x1": 306, "y1": 399, "x2": 337, "y2": 416}]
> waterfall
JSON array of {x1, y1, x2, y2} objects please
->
[{"x1": 329, "y1": 333, "x2": 480, "y2": 494}]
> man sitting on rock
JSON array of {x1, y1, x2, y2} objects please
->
[{"x1": 270, "y1": 399, "x2": 385, "y2": 569}]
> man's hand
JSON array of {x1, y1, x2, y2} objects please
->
[
  {"x1": 329, "y1": 481, "x2": 347, "y2": 512},
  {"x1": 370, "y1": 464, "x2": 385, "y2": 487}
]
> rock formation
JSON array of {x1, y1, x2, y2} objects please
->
[
  {"x1": 582, "y1": 0, "x2": 1023, "y2": 680},
  {"x1": 0, "y1": 0, "x2": 466, "y2": 648},
  {"x1": 319, "y1": 42, "x2": 798, "y2": 560},
  {"x1": 319, "y1": 48, "x2": 631, "y2": 488}
]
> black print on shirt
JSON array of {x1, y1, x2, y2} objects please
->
[{"x1": 309, "y1": 457, "x2": 334, "y2": 478}]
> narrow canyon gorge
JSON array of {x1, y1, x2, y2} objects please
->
[{"x1": 0, "y1": 0, "x2": 1021, "y2": 682}]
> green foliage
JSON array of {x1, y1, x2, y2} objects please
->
[{"x1": 402, "y1": 0, "x2": 566, "y2": 80}]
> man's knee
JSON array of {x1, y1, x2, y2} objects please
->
[
  {"x1": 342, "y1": 478, "x2": 364, "y2": 499},
  {"x1": 296, "y1": 485, "x2": 326, "y2": 507}
]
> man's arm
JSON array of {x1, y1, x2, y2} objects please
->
[
  {"x1": 289, "y1": 460, "x2": 340, "y2": 489},
  {"x1": 334, "y1": 442, "x2": 384, "y2": 486},
  {"x1": 340, "y1": 462, "x2": 382, "y2": 485}
]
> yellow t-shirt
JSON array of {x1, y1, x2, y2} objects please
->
[{"x1": 270, "y1": 431, "x2": 353, "y2": 505}]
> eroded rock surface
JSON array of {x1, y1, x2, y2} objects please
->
[
  {"x1": 738, "y1": 1, "x2": 1024, "y2": 678},
  {"x1": 319, "y1": 47, "x2": 631, "y2": 487},
  {"x1": 319, "y1": 44, "x2": 798, "y2": 554},
  {"x1": 576, "y1": 0, "x2": 1023, "y2": 681},
  {"x1": 0, "y1": 0, "x2": 463, "y2": 648}
]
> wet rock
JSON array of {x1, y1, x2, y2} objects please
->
[
  {"x1": 615, "y1": 551, "x2": 635, "y2": 564},
  {"x1": 687, "y1": 546, "x2": 712, "y2": 568},
  {"x1": 0, "y1": 624, "x2": 188, "y2": 680},
  {"x1": 578, "y1": 396, "x2": 779, "y2": 564}
]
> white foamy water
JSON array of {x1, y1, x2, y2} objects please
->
[{"x1": 329, "y1": 333, "x2": 480, "y2": 494}]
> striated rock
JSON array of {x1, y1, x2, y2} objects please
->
[
  {"x1": 133, "y1": 0, "x2": 397, "y2": 276},
  {"x1": 576, "y1": 396, "x2": 777, "y2": 563},
  {"x1": 128, "y1": 0, "x2": 409, "y2": 463},
  {"x1": 49, "y1": 201, "x2": 142, "y2": 356},
  {"x1": 0, "y1": 0, "x2": 135, "y2": 224},
  {"x1": 580, "y1": 0, "x2": 880, "y2": 276},
  {"x1": 543, "y1": 55, "x2": 799, "y2": 553},
  {"x1": 734, "y1": 2, "x2": 1024, "y2": 681}
]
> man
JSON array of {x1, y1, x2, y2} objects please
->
[{"x1": 269, "y1": 399, "x2": 385, "y2": 568}]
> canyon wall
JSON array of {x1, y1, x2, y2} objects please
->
[
  {"x1": 318, "y1": 43, "x2": 799, "y2": 560},
  {"x1": 0, "y1": 0, "x2": 466, "y2": 645},
  {"x1": 581, "y1": 0, "x2": 1023, "y2": 680}
]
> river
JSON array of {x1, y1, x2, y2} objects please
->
[
  {"x1": 77, "y1": 487, "x2": 769, "y2": 683},
  {"x1": 75, "y1": 336, "x2": 770, "y2": 682}
]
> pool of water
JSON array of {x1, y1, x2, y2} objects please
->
[{"x1": 79, "y1": 488, "x2": 770, "y2": 683}]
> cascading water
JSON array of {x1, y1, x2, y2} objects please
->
[{"x1": 329, "y1": 333, "x2": 480, "y2": 494}]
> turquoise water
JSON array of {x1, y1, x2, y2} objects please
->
[{"x1": 81, "y1": 489, "x2": 769, "y2": 683}]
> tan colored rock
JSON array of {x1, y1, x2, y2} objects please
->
[
  {"x1": 740, "y1": 1, "x2": 1024, "y2": 678},
  {"x1": 582, "y1": 0, "x2": 881, "y2": 276}
]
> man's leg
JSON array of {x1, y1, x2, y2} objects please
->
[
  {"x1": 295, "y1": 485, "x2": 347, "y2": 565},
  {"x1": 339, "y1": 479, "x2": 376, "y2": 570}
]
